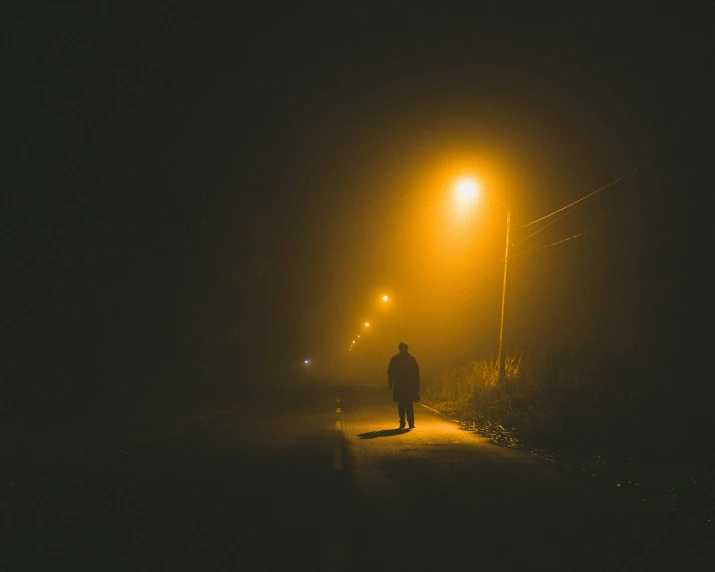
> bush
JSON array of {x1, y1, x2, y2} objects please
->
[{"x1": 424, "y1": 349, "x2": 658, "y2": 460}]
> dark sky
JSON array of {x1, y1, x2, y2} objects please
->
[{"x1": 7, "y1": 3, "x2": 714, "y2": 398}]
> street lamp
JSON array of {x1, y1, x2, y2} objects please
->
[
  {"x1": 455, "y1": 178, "x2": 479, "y2": 204},
  {"x1": 453, "y1": 177, "x2": 511, "y2": 383},
  {"x1": 497, "y1": 204, "x2": 511, "y2": 384},
  {"x1": 380, "y1": 294, "x2": 403, "y2": 338}
]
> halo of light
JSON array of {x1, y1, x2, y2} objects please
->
[{"x1": 453, "y1": 177, "x2": 481, "y2": 210}]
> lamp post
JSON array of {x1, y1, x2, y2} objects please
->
[
  {"x1": 497, "y1": 205, "x2": 511, "y2": 384},
  {"x1": 453, "y1": 177, "x2": 511, "y2": 383}
]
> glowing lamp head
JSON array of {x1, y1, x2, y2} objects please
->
[
  {"x1": 453, "y1": 177, "x2": 480, "y2": 210},
  {"x1": 364, "y1": 322, "x2": 370, "y2": 327},
  {"x1": 382, "y1": 295, "x2": 389, "y2": 302}
]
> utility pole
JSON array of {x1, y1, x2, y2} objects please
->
[{"x1": 498, "y1": 208, "x2": 511, "y2": 383}]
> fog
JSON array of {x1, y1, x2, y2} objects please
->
[{"x1": 6, "y1": 3, "x2": 710, "y2": 420}]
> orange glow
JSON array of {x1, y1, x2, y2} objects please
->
[
  {"x1": 453, "y1": 176, "x2": 481, "y2": 212},
  {"x1": 329, "y1": 149, "x2": 516, "y2": 379},
  {"x1": 455, "y1": 177, "x2": 478, "y2": 200}
]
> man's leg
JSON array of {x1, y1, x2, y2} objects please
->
[
  {"x1": 397, "y1": 401, "x2": 406, "y2": 428},
  {"x1": 406, "y1": 401, "x2": 415, "y2": 428}
]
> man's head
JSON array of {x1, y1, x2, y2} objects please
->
[{"x1": 398, "y1": 342, "x2": 408, "y2": 353}]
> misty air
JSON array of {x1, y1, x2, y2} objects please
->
[{"x1": 5, "y1": 4, "x2": 714, "y2": 571}]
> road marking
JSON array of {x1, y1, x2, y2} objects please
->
[
  {"x1": 418, "y1": 402, "x2": 441, "y2": 414},
  {"x1": 332, "y1": 447, "x2": 343, "y2": 469},
  {"x1": 328, "y1": 398, "x2": 346, "y2": 569}
]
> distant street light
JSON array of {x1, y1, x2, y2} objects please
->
[
  {"x1": 364, "y1": 322, "x2": 370, "y2": 327},
  {"x1": 381, "y1": 294, "x2": 403, "y2": 338},
  {"x1": 304, "y1": 359, "x2": 310, "y2": 364},
  {"x1": 453, "y1": 176, "x2": 511, "y2": 383}
]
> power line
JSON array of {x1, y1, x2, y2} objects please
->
[
  {"x1": 509, "y1": 215, "x2": 628, "y2": 259},
  {"x1": 517, "y1": 159, "x2": 652, "y2": 231},
  {"x1": 511, "y1": 208, "x2": 574, "y2": 248}
]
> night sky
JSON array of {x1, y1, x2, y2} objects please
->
[{"x1": 6, "y1": 4, "x2": 713, "y2": 418}]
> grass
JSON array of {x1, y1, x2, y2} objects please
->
[{"x1": 422, "y1": 349, "x2": 715, "y2": 526}]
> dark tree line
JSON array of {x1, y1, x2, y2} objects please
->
[{"x1": 5, "y1": 2, "x2": 305, "y2": 431}]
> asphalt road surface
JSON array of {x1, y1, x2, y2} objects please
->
[{"x1": 6, "y1": 384, "x2": 712, "y2": 571}]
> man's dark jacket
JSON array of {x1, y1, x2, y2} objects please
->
[{"x1": 387, "y1": 351, "x2": 420, "y2": 402}]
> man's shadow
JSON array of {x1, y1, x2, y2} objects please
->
[{"x1": 358, "y1": 428, "x2": 410, "y2": 439}]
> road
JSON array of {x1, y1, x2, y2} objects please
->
[
  {"x1": 332, "y1": 386, "x2": 711, "y2": 571},
  {"x1": 5, "y1": 384, "x2": 712, "y2": 571}
]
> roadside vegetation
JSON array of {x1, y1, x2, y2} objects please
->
[{"x1": 423, "y1": 349, "x2": 714, "y2": 526}]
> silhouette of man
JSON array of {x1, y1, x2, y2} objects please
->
[{"x1": 387, "y1": 342, "x2": 420, "y2": 429}]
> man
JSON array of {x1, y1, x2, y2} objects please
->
[{"x1": 387, "y1": 342, "x2": 420, "y2": 429}]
